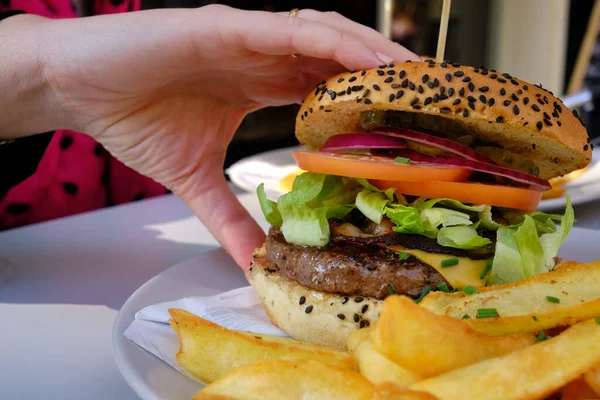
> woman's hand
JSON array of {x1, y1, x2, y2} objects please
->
[{"x1": 35, "y1": 5, "x2": 418, "y2": 268}]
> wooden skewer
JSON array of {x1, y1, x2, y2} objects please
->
[
  {"x1": 436, "y1": 0, "x2": 452, "y2": 63},
  {"x1": 567, "y1": 0, "x2": 600, "y2": 95}
]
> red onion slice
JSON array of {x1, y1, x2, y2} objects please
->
[
  {"x1": 321, "y1": 133, "x2": 407, "y2": 151},
  {"x1": 370, "y1": 127, "x2": 494, "y2": 163},
  {"x1": 384, "y1": 149, "x2": 551, "y2": 191}
]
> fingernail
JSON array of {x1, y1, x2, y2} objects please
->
[{"x1": 376, "y1": 52, "x2": 394, "y2": 64}]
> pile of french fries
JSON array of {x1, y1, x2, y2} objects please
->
[{"x1": 168, "y1": 260, "x2": 600, "y2": 400}]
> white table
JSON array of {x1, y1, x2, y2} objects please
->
[{"x1": 0, "y1": 188, "x2": 599, "y2": 399}]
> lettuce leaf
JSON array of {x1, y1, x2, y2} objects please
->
[
  {"x1": 257, "y1": 183, "x2": 282, "y2": 227},
  {"x1": 356, "y1": 190, "x2": 390, "y2": 224},
  {"x1": 490, "y1": 226, "x2": 526, "y2": 285},
  {"x1": 539, "y1": 195, "x2": 574, "y2": 268},
  {"x1": 437, "y1": 226, "x2": 491, "y2": 249}
]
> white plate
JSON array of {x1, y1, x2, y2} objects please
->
[
  {"x1": 113, "y1": 228, "x2": 600, "y2": 400},
  {"x1": 227, "y1": 147, "x2": 600, "y2": 210}
]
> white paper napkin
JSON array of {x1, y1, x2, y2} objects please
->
[{"x1": 123, "y1": 286, "x2": 288, "y2": 382}]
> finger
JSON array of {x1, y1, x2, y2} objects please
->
[
  {"x1": 184, "y1": 173, "x2": 266, "y2": 271},
  {"x1": 209, "y1": 6, "x2": 399, "y2": 71},
  {"x1": 280, "y1": 9, "x2": 421, "y2": 64}
]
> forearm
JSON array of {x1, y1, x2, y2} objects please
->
[{"x1": 0, "y1": 14, "x2": 70, "y2": 140}]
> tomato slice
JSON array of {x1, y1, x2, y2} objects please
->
[
  {"x1": 292, "y1": 151, "x2": 472, "y2": 183},
  {"x1": 371, "y1": 179, "x2": 542, "y2": 211}
]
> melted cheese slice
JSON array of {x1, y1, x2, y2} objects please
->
[{"x1": 387, "y1": 245, "x2": 487, "y2": 288}]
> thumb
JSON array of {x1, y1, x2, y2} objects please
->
[{"x1": 184, "y1": 173, "x2": 266, "y2": 271}]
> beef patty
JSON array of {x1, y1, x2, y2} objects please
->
[{"x1": 265, "y1": 226, "x2": 449, "y2": 299}]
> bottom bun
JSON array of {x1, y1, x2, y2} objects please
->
[{"x1": 246, "y1": 244, "x2": 383, "y2": 349}]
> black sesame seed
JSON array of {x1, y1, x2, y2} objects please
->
[
  {"x1": 537, "y1": 121, "x2": 543, "y2": 130},
  {"x1": 388, "y1": 93, "x2": 395, "y2": 102},
  {"x1": 361, "y1": 304, "x2": 369, "y2": 313},
  {"x1": 413, "y1": 105, "x2": 422, "y2": 109},
  {"x1": 349, "y1": 76, "x2": 357, "y2": 83},
  {"x1": 399, "y1": 70, "x2": 406, "y2": 79},
  {"x1": 401, "y1": 79, "x2": 408, "y2": 88},
  {"x1": 544, "y1": 96, "x2": 549, "y2": 104},
  {"x1": 480, "y1": 86, "x2": 489, "y2": 92},
  {"x1": 324, "y1": 109, "x2": 332, "y2": 112},
  {"x1": 391, "y1": 83, "x2": 401, "y2": 89},
  {"x1": 462, "y1": 77, "x2": 472, "y2": 83},
  {"x1": 500, "y1": 88, "x2": 506, "y2": 96},
  {"x1": 513, "y1": 105, "x2": 520, "y2": 115},
  {"x1": 379, "y1": 64, "x2": 387, "y2": 69},
  {"x1": 479, "y1": 95, "x2": 487, "y2": 104},
  {"x1": 543, "y1": 112, "x2": 551, "y2": 120},
  {"x1": 474, "y1": 67, "x2": 480, "y2": 73},
  {"x1": 361, "y1": 70, "x2": 366, "y2": 76},
  {"x1": 314, "y1": 87, "x2": 320, "y2": 96},
  {"x1": 441, "y1": 62, "x2": 448, "y2": 68},
  {"x1": 557, "y1": 103, "x2": 563, "y2": 113},
  {"x1": 318, "y1": 95, "x2": 323, "y2": 101},
  {"x1": 468, "y1": 82, "x2": 475, "y2": 92},
  {"x1": 319, "y1": 105, "x2": 324, "y2": 110},
  {"x1": 342, "y1": 297, "x2": 349, "y2": 304},
  {"x1": 518, "y1": 89, "x2": 523, "y2": 95},
  {"x1": 481, "y1": 70, "x2": 488, "y2": 75},
  {"x1": 459, "y1": 87, "x2": 465, "y2": 96},
  {"x1": 488, "y1": 98, "x2": 495, "y2": 107},
  {"x1": 490, "y1": 73, "x2": 498, "y2": 79},
  {"x1": 418, "y1": 85, "x2": 424, "y2": 93},
  {"x1": 523, "y1": 97, "x2": 529, "y2": 105},
  {"x1": 354, "y1": 314, "x2": 360, "y2": 323},
  {"x1": 428, "y1": 82, "x2": 434, "y2": 89},
  {"x1": 355, "y1": 297, "x2": 364, "y2": 303},
  {"x1": 496, "y1": 116, "x2": 504, "y2": 123},
  {"x1": 454, "y1": 71, "x2": 465, "y2": 77},
  {"x1": 468, "y1": 96, "x2": 476, "y2": 103},
  {"x1": 440, "y1": 86, "x2": 446, "y2": 95},
  {"x1": 463, "y1": 109, "x2": 469, "y2": 117},
  {"x1": 385, "y1": 77, "x2": 394, "y2": 83},
  {"x1": 503, "y1": 100, "x2": 511, "y2": 106},
  {"x1": 362, "y1": 89, "x2": 370, "y2": 97},
  {"x1": 424, "y1": 97, "x2": 432, "y2": 105},
  {"x1": 410, "y1": 98, "x2": 419, "y2": 106},
  {"x1": 346, "y1": 87, "x2": 352, "y2": 95},
  {"x1": 364, "y1": 99, "x2": 372, "y2": 105},
  {"x1": 433, "y1": 94, "x2": 440, "y2": 103},
  {"x1": 448, "y1": 88, "x2": 455, "y2": 96},
  {"x1": 337, "y1": 314, "x2": 345, "y2": 320},
  {"x1": 305, "y1": 305, "x2": 313, "y2": 314},
  {"x1": 328, "y1": 90, "x2": 336, "y2": 100},
  {"x1": 433, "y1": 78, "x2": 439, "y2": 87},
  {"x1": 360, "y1": 320, "x2": 370, "y2": 329},
  {"x1": 389, "y1": 63, "x2": 394, "y2": 67},
  {"x1": 523, "y1": 84, "x2": 529, "y2": 90},
  {"x1": 445, "y1": 73, "x2": 452, "y2": 82},
  {"x1": 452, "y1": 63, "x2": 460, "y2": 67},
  {"x1": 396, "y1": 90, "x2": 404, "y2": 99},
  {"x1": 337, "y1": 90, "x2": 345, "y2": 96},
  {"x1": 387, "y1": 70, "x2": 395, "y2": 75},
  {"x1": 309, "y1": 108, "x2": 313, "y2": 113},
  {"x1": 584, "y1": 144, "x2": 589, "y2": 151},
  {"x1": 440, "y1": 94, "x2": 448, "y2": 100},
  {"x1": 377, "y1": 70, "x2": 384, "y2": 76},
  {"x1": 337, "y1": 78, "x2": 345, "y2": 83},
  {"x1": 536, "y1": 93, "x2": 542, "y2": 97},
  {"x1": 452, "y1": 99, "x2": 461, "y2": 106},
  {"x1": 440, "y1": 107, "x2": 451, "y2": 114},
  {"x1": 497, "y1": 78, "x2": 507, "y2": 83},
  {"x1": 300, "y1": 115, "x2": 304, "y2": 120},
  {"x1": 557, "y1": 121, "x2": 562, "y2": 126},
  {"x1": 544, "y1": 119, "x2": 553, "y2": 126},
  {"x1": 511, "y1": 79, "x2": 519, "y2": 85},
  {"x1": 468, "y1": 101, "x2": 475, "y2": 110},
  {"x1": 373, "y1": 84, "x2": 380, "y2": 91},
  {"x1": 532, "y1": 104, "x2": 540, "y2": 112},
  {"x1": 299, "y1": 296, "x2": 306, "y2": 305},
  {"x1": 574, "y1": 109, "x2": 579, "y2": 118},
  {"x1": 511, "y1": 93, "x2": 519, "y2": 101},
  {"x1": 422, "y1": 74, "x2": 430, "y2": 83},
  {"x1": 409, "y1": 82, "x2": 416, "y2": 90},
  {"x1": 350, "y1": 70, "x2": 356, "y2": 73},
  {"x1": 503, "y1": 73, "x2": 512, "y2": 79},
  {"x1": 532, "y1": 143, "x2": 536, "y2": 149},
  {"x1": 538, "y1": 98, "x2": 545, "y2": 105}
]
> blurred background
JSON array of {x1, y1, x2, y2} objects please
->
[{"x1": 175, "y1": 0, "x2": 600, "y2": 170}]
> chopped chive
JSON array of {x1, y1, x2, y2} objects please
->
[
  {"x1": 394, "y1": 156, "x2": 410, "y2": 164},
  {"x1": 437, "y1": 283, "x2": 451, "y2": 293},
  {"x1": 462, "y1": 314, "x2": 471, "y2": 319},
  {"x1": 397, "y1": 252, "x2": 409, "y2": 260},
  {"x1": 387, "y1": 284, "x2": 396, "y2": 295},
  {"x1": 480, "y1": 258, "x2": 493, "y2": 279},
  {"x1": 463, "y1": 286, "x2": 479, "y2": 295},
  {"x1": 441, "y1": 257, "x2": 459, "y2": 268},
  {"x1": 532, "y1": 316, "x2": 538, "y2": 321},
  {"x1": 546, "y1": 296, "x2": 560, "y2": 304},
  {"x1": 596, "y1": 317, "x2": 600, "y2": 325},
  {"x1": 536, "y1": 331, "x2": 551, "y2": 342},
  {"x1": 484, "y1": 244, "x2": 492, "y2": 249},
  {"x1": 476, "y1": 308, "x2": 499, "y2": 319},
  {"x1": 414, "y1": 286, "x2": 431, "y2": 304}
]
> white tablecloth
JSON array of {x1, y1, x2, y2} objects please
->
[{"x1": 0, "y1": 187, "x2": 599, "y2": 399}]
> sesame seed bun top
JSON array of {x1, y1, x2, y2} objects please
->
[{"x1": 296, "y1": 60, "x2": 591, "y2": 180}]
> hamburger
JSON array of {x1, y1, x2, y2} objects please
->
[{"x1": 246, "y1": 59, "x2": 592, "y2": 348}]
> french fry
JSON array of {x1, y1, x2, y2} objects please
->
[
  {"x1": 194, "y1": 360, "x2": 373, "y2": 400},
  {"x1": 372, "y1": 296, "x2": 535, "y2": 377},
  {"x1": 370, "y1": 383, "x2": 440, "y2": 400},
  {"x1": 561, "y1": 378, "x2": 600, "y2": 400},
  {"x1": 168, "y1": 309, "x2": 355, "y2": 383},
  {"x1": 420, "y1": 260, "x2": 600, "y2": 336},
  {"x1": 411, "y1": 319, "x2": 600, "y2": 400},
  {"x1": 584, "y1": 363, "x2": 600, "y2": 396},
  {"x1": 347, "y1": 328, "x2": 422, "y2": 386}
]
